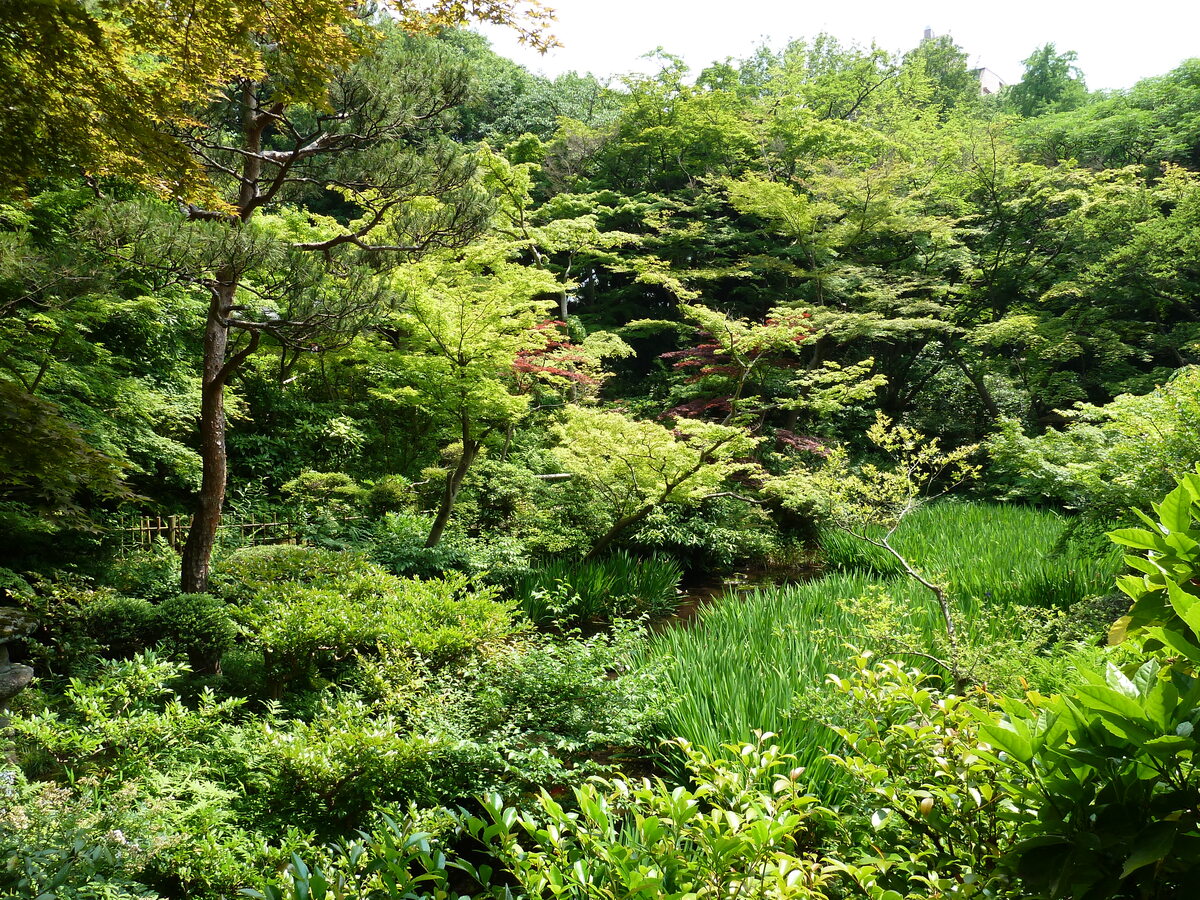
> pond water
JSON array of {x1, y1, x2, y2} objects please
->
[{"x1": 650, "y1": 567, "x2": 818, "y2": 632}]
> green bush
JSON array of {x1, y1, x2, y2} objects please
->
[
  {"x1": 102, "y1": 543, "x2": 181, "y2": 603},
  {"x1": 253, "y1": 737, "x2": 836, "y2": 900},
  {"x1": 81, "y1": 593, "x2": 159, "y2": 659},
  {"x1": 981, "y1": 468, "x2": 1200, "y2": 897},
  {"x1": 12, "y1": 652, "x2": 244, "y2": 783},
  {"x1": 213, "y1": 545, "x2": 382, "y2": 600},
  {"x1": 369, "y1": 510, "x2": 531, "y2": 581},
  {"x1": 629, "y1": 496, "x2": 780, "y2": 571},
  {"x1": 987, "y1": 366, "x2": 1200, "y2": 539},
  {"x1": 369, "y1": 511, "x2": 453, "y2": 577},
  {"x1": 217, "y1": 546, "x2": 516, "y2": 698},
  {"x1": 5, "y1": 653, "x2": 307, "y2": 899},
  {"x1": 155, "y1": 593, "x2": 236, "y2": 674},
  {"x1": 365, "y1": 474, "x2": 413, "y2": 517},
  {"x1": 825, "y1": 654, "x2": 1020, "y2": 899}
]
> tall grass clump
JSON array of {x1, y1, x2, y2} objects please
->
[
  {"x1": 819, "y1": 501, "x2": 1119, "y2": 608},
  {"x1": 649, "y1": 500, "x2": 1122, "y2": 797},
  {"x1": 649, "y1": 577, "x2": 864, "y2": 796},
  {"x1": 514, "y1": 551, "x2": 682, "y2": 625}
]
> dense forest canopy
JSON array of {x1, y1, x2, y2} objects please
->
[{"x1": 3, "y1": 4, "x2": 1200, "y2": 899}]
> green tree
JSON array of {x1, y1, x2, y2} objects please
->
[
  {"x1": 552, "y1": 406, "x2": 759, "y2": 559},
  {"x1": 1008, "y1": 43, "x2": 1088, "y2": 118},
  {"x1": 902, "y1": 33, "x2": 979, "y2": 111},
  {"x1": 380, "y1": 247, "x2": 560, "y2": 547}
]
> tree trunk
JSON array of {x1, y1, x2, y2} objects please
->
[
  {"x1": 425, "y1": 431, "x2": 479, "y2": 548},
  {"x1": 181, "y1": 277, "x2": 257, "y2": 593},
  {"x1": 946, "y1": 343, "x2": 1000, "y2": 422},
  {"x1": 583, "y1": 504, "x2": 653, "y2": 562}
]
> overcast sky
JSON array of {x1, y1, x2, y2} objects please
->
[{"x1": 479, "y1": 0, "x2": 1200, "y2": 92}]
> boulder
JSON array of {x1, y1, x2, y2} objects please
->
[
  {"x1": 0, "y1": 608, "x2": 37, "y2": 643},
  {"x1": 0, "y1": 663, "x2": 33, "y2": 704}
]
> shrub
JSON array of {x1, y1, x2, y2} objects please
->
[
  {"x1": 365, "y1": 474, "x2": 413, "y2": 517},
  {"x1": 825, "y1": 654, "x2": 1020, "y2": 899},
  {"x1": 81, "y1": 593, "x2": 159, "y2": 659},
  {"x1": 103, "y1": 543, "x2": 182, "y2": 603},
  {"x1": 987, "y1": 366, "x2": 1200, "y2": 539},
  {"x1": 253, "y1": 737, "x2": 836, "y2": 900},
  {"x1": 369, "y1": 511, "x2": 476, "y2": 578},
  {"x1": 981, "y1": 468, "x2": 1200, "y2": 898},
  {"x1": 259, "y1": 696, "x2": 474, "y2": 831},
  {"x1": 213, "y1": 545, "x2": 382, "y2": 600},
  {"x1": 369, "y1": 510, "x2": 531, "y2": 582},
  {"x1": 217, "y1": 546, "x2": 516, "y2": 698},
  {"x1": 5, "y1": 654, "x2": 306, "y2": 900},
  {"x1": 155, "y1": 594, "x2": 236, "y2": 674},
  {"x1": 629, "y1": 497, "x2": 780, "y2": 571},
  {"x1": 281, "y1": 471, "x2": 364, "y2": 510}
]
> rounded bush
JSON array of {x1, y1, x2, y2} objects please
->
[{"x1": 156, "y1": 593, "x2": 237, "y2": 674}]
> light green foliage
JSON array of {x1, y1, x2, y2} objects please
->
[
  {"x1": 977, "y1": 471, "x2": 1200, "y2": 896},
  {"x1": 512, "y1": 550, "x2": 681, "y2": 625},
  {"x1": 4, "y1": 654, "x2": 319, "y2": 899},
  {"x1": 479, "y1": 144, "x2": 640, "y2": 320},
  {"x1": 650, "y1": 579, "x2": 856, "y2": 791},
  {"x1": 819, "y1": 501, "x2": 1118, "y2": 613},
  {"x1": 551, "y1": 405, "x2": 759, "y2": 555},
  {"x1": 0, "y1": 768, "x2": 163, "y2": 900},
  {"x1": 650, "y1": 501, "x2": 1112, "y2": 790},
  {"x1": 789, "y1": 413, "x2": 980, "y2": 530},
  {"x1": 439, "y1": 624, "x2": 671, "y2": 752},
  {"x1": 989, "y1": 367, "x2": 1200, "y2": 535},
  {"x1": 264, "y1": 625, "x2": 670, "y2": 831},
  {"x1": 12, "y1": 653, "x2": 242, "y2": 784},
  {"x1": 1107, "y1": 467, "x2": 1200, "y2": 646},
  {"x1": 281, "y1": 471, "x2": 364, "y2": 513},
  {"x1": 826, "y1": 654, "x2": 1019, "y2": 899},
  {"x1": 668, "y1": 303, "x2": 817, "y2": 425},
  {"x1": 901, "y1": 34, "x2": 981, "y2": 112},
  {"x1": 369, "y1": 509, "x2": 530, "y2": 579},
  {"x1": 630, "y1": 496, "x2": 781, "y2": 571},
  {"x1": 251, "y1": 740, "x2": 831, "y2": 900},
  {"x1": 1016, "y1": 59, "x2": 1200, "y2": 170},
  {"x1": 772, "y1": 414, "x2": 980, "y2": 670},
  {"x1": 460, "y1": 737, "x2": 834, "y2": 899},
  {"x1": 1007, "y1": 43, "x2": 1088, "y2": 118},
  {"x1": 386, "y1": 248, "x2": 560, "y2": 427},
  {"x1": 103, "y1": 544, "x2": 183, "y2": 604},
  {"x1": 216, "y1": 546, "x2": 515, "y2": 696},
  {"x1": 377, "y1": 246, "x2": 563, "y2": 545}
]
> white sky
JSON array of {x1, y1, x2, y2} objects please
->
[{"x1": 480, "y1": 0, "x2": 1200, "y2": 91}]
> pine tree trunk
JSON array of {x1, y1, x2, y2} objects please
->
[{"x1": 181, "y1": 278, "x2": 237, "y2": 594}]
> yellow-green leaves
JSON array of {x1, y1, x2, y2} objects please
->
[
  {"x1": 385, "y1": 249, "x2": 559, "y2": 424},
  {"x1": 552, "y1": 406, "x2": 759, "y2": 519}
]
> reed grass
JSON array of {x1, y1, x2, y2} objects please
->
[
  {"x1": 647, "y1": 501, "x2": 1123, "y2": 797},
  {"x1": 818, "y1": 501, "x2": 1120, "y2": 608},
  {"x1": 515, "y1": 550, "x2": 682, "y2": 625}
]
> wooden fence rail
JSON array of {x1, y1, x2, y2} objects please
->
[{"x1": 113, "y1": 513, "x2": 365, "y2": 551}]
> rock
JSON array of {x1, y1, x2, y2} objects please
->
[
  {"x1": 0, "y1": 663, "x2": 33, "y2": 704},
  {"x1": 0, "y1": 608, "x2": 37, "y2": 643}
]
